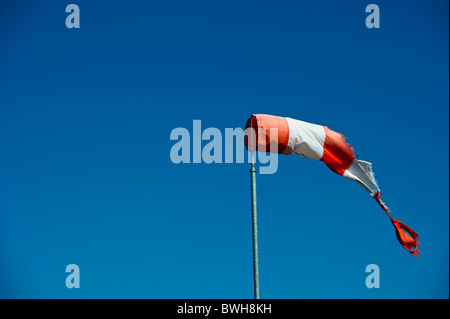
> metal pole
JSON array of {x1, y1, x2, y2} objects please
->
[{"x1": 250, "y1": 162, "x2": 260, "y2": 299}]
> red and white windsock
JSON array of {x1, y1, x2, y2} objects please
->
[{"x1": 245, "y1": 114, "x2": 421, "y2": 257}]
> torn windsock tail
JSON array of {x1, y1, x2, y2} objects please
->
[
  {"x1": 343, "y1": 159, "x2": 379, "y2": 196},
  {"x1": 326, "y1": 142, "x2": 423, "y2": 257},
  {"x1": 373, "y1": 191, "x2": 422, "y2": 257}
]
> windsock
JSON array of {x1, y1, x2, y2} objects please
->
[{"x1": 245, "y1": 114, "x2": 421, "y2": 257}]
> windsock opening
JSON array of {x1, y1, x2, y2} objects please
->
[{"x1": 244, "y1": 114, "x2": 290, "y2": 154}]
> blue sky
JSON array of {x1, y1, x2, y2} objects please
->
[{"x1": 0, "y1": 0, "x2": 448, "y2": 298}]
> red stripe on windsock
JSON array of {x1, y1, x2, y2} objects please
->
[
  {"x1": 320, "y1": 126, "x2": 355, "y2": 175},
  {"x1": 245, "y1": 114, "x2": 290, "y2": 154}
]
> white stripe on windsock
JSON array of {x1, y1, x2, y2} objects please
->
[
  {"x1": 283, "y1": 117, "x2": 326, "y2": 160},
  {"x1": 343, "y1": 160, "x2": 379, "y2": 196}
]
